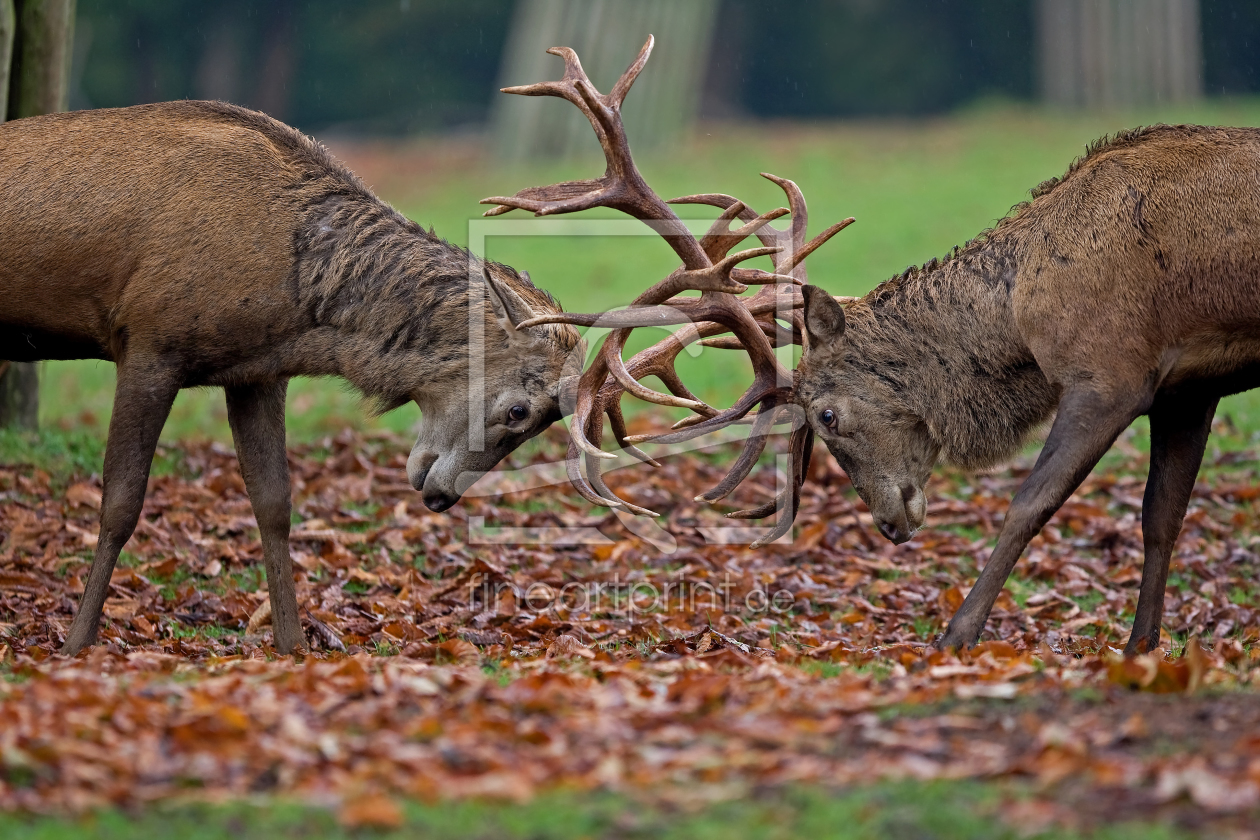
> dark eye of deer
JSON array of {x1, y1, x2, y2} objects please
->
[
  {"x1": 820, "y1": 409, "x2": 836, "y2": 429},
  {"x1": 509, "y1": 405, "x2": 529, "y2": 423}
]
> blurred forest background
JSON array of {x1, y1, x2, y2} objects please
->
[
  {"x1": 12, "y1": 0, "x2": 1260, "y2": 442},
  {"x1": 68, "y1": 0, "x2": 1260, "y2": 132}
]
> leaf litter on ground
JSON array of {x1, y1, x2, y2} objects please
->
[{"x1": 1, "y1": 425, "x2": 1259, "y2": 835}]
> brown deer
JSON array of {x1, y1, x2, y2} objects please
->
[
  {"x1": 0, "y1": 100, "x2": 583, "y2": 655},
  {"x1": 791, "y1": 125, "x2": 1260, "y2": 654}
]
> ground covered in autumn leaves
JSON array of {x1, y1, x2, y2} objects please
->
[{"x1": 2, "y1": 426, "x2": 1260, "y2": 837}]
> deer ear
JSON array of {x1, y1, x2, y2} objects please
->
[
  {"x1": 802, "y1": 285, "x2": 846, "y2": 349},
  {"x1": 483, "y1": 265, "x2": 537, "y2": 334}
]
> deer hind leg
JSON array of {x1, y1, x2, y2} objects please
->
[
  {"x1": 225, "y1": 381, "x2": 303, "y2": 654},
  {"x1": 1126, "y1": 395, "x2": 1217, "y2": 655},
  {"x1": 63, "y1": 364, "x2": 179, "y2": 655},
  {"x1": 936, "y1": 384, "x2": 1152, "y2": 650}
]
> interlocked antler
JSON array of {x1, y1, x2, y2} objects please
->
[
  {"x1": 638, "y1": 176, "x2": 855, "y2": 545},
  {"x1": 482, "y1": 36, "x2": 852, "y2": 545}
]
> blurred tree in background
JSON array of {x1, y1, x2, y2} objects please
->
[
  {"x1": 1037, "y1": 0, "x2": 1201, "y2": 109},
  {"x1": 1, "y1": 0, "x2": 75, "y2": 430},
  {"x1": 704, "y1": 0, "x2": 1035, "y2": 118},
  {"x1": 491, "y1": 0, "x2": 719, "y2": 159},
  {"x1": 75, "y1": 0, "x2": 510, "y2": 133},
  {"x1": 69, "y1": 0, "x2": 1260, "y2": 138}
]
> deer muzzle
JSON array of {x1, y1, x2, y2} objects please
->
[{"x1": 406, "y1": 450, "x2": 458, "y2": 511}]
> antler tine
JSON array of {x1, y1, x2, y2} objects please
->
[
  {"x1": 783, "y1": 218, "x2": 857, "y2": 273},
  {"x1": 565, "y1": 438, "x2": 620, "y2": 507},
  {"x1": 568, "y1": 362, "x2": 619, "y2": 461},
  {"x1": 759, "y1": 173, "x2": 809, "y2": 279},
  {"x1": 500, "y1": 47, "x2": 599, "y2": 116},
  {"x1": 614, "y1": 326, "x2": 713, "y2": 412},
  {"x1": 701, "y1": 318, "x2": 798, "y2": 350},
  {"x1": 670, "y1": 192, "x2": 783, "y2": 254},
  {"x1": 481, "y1": 35, "x2": 708, "y2": 271},
  {"x1": 485, "y1": 38, "x2": 848, "y2": 534},
  {"x1": 700, "y1": 207, "x2": 790, "y2": 262},
  {"x1": 607, "y1": 36, "x2": 654, "y2": 108},
  {"x1": 587, "y1": 243, "x2": 794, "y2": 414},
  {"x1": 608, "y1": 402, "x2": 660, "y2": 467},
  {"x1": 586, "y1": 450, "x2": 656, "y2": 517},
  {"x1": 726, "y1": 422, "x2": 815, "y2": 549},
  {"x1": 694, "y1": 401, "x2": 784, "y2": 504},
  {"x1": 563, "y1": 375, "x2": 661, "y2": 515}
]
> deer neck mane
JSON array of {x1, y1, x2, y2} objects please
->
[
  {"x1": 846, "y1": 234, "x2": 1059, "y2": 470},
  {"x1": 284, "y1": 192, "x2": 575, "y2": 408}
]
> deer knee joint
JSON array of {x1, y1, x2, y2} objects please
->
[{"x1": 253, "y1": 499, "x2": 292, "y2": 536}]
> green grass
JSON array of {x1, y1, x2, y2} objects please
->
[
  {"x1": 29, "y1": 97, "x2": 1260, "y2": 444},
  {"x1": 0, "y1": 782, "x2": 1198, "y2": 839},
  {"x1": 0, "y1": 427, "x2": 105, "y2": 481}
]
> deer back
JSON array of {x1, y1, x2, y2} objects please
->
[{"x1": 1008, "y1": 125, "x2": 1260, "y2": 394}]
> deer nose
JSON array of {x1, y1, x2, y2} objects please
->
[
  {"x1": 877, "y1": 519, "x2": 913, "y2": 545},
  {"x1": 423, "y1": 492, "x2": 458, "y2": 513}
]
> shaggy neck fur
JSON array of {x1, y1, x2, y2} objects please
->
[
  {"x1": 287, "y1": 192, "x2": 576, "y2": 409},
  {"x1": 177, "y1": 101, "x2": 577, "y2": 406},
  {"x1": 844, "y1": 234, "x2": 1060, "y2": 470}
]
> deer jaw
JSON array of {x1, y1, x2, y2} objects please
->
[{"x1": 406, "y1": 309, "x2": 583, "y2": 512}]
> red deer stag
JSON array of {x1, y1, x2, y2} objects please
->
[
  {"x1": 792, "y1": 125, "x2": 1260, "y2": 654},
  {"x1": 0, "y1": 101, "x2": 582, "y2": 655},
  {"x1": 482, "y1": 36, "x2": 851, "y2": 548}
]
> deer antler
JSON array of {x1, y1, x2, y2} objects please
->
[
  {"x1": 483, "y1": 36, "x2": 853, "y2": 545},
  {"x1": 640, "y1": 175, "x2": 853, "y2": 546}
]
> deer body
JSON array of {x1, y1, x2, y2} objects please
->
[
  {"x1": 796, "y1": 125, "x2": 1260, "y2": 654},
  {"x1": 1, "y1": 101, "x2": 580, "y2": 655}
]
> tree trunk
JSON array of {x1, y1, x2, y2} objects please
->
[
  {"x1": 252, "y1": 0, "x2": 295, "y2": 121},
  {"x1": 492, "y1": 0, "x2": 719, "y2": 161},
  {"x1": 0, "y1": 361, "x2": 38, "y2": 429},
  {"x1": 1, "y1": 0, "x2": 76, "y2": 430},
  {"x1": 9, "y1": 0, "x2": 74, "y2": 118},
  {"x1": 1037, "y1": 0, "x2": 1202, "y2": 109},
  {"x1": 0, "y1": 0, "x2": 15, "y2": 120}
]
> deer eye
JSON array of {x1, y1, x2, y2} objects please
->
[
  {"x1": 819, "y1": 409, "x2": 837, "y2": 430},
  {"x1": 508, "y1": 405, "x2": 529, "y2": 423}
]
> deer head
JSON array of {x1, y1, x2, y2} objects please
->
[{"x1": 405, "y1": 263, "x2": 584, "y2": 512}]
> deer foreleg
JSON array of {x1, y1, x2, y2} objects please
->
[
  {"x1": 63, "y1": 364, "x2": 179, "y2": 655},
  {"x1": 226, "y1": 381, "x2": 303, "y2": 654},
  {"x1": 1126, "y1": 394, "x2": 1217, "y2": 655},
  {"x1": 936, "y1": 385, "x2": 1150, "y2": 650}
]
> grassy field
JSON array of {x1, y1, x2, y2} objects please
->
[
  {"x1": 33, "y1": 97, "x2": 1260, "y2": 445},
  {"x1": 0, "y1": 781, "x2": 1196, "y2": 839}
]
